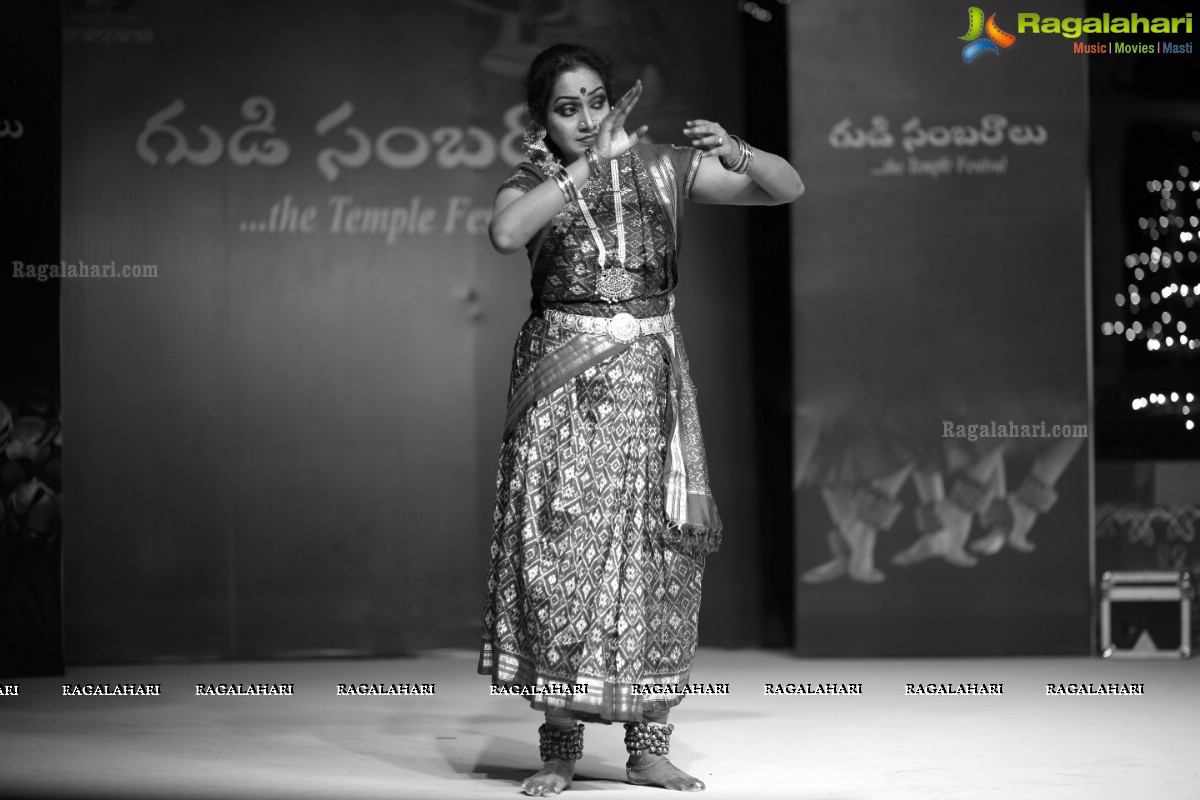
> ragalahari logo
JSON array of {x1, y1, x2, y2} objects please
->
[{"x1": 960, "y1": 7, "x2": 1017, "y2": 62}]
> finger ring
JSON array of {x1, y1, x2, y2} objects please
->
[{"x1": 717, "y1": 136, "x2": 723, "y2": 146}]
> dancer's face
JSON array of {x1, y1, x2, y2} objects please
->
[{"x1": 544, "y1": 67, "x2": 610, "y2": 162}]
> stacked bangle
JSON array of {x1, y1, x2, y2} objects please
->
[
  {"x1": 584, "y1": 147, "x2": 603, "y2": 176},
  {"x1": 552, "y1": 170, "x2": 579, "y2": 206},
  {"x1": 719, "y1": 134, "x2": 755, "y2": 174}
]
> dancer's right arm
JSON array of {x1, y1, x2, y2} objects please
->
[
  {"x1": 488, "y1": 81, "x2": 647, "y2": 255},
  {"x1": 488, "y1": 158, "x2": 593, "y2": 255}
]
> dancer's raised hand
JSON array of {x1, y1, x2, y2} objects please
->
[{"x1": 592, "y1": 80, "x2": 648, "y2": 161}]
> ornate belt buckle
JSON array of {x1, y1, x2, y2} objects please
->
[{"x1": 607, "y1": 312, "x2": 639, "y2": 343}]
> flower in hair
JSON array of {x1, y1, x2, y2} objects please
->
[{"x1": 522, "y1": 121, "x2": 563, "y2": 177}]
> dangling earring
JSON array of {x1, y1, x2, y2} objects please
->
[{"x1": 522, "y1": 121, "x2": 562, "y2": 177}]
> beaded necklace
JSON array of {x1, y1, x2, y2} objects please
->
[{"x1": 576, "y1": 157, "x2": 634, "y2": 303}]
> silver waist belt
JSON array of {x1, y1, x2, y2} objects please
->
[{"x1": 543, "y1": 307, "x2": 676, "y2": 344}]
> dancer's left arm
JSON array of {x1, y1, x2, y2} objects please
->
[{"x1": 685, "y1": 119, "x2": 804, "y2": 206}]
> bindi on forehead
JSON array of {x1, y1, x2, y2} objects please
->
[{"x1": 553, "y1": 84, "x2": 603, "y2": 103}]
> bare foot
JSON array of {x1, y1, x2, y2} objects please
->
[
  {"x1": 522, "y1": 759, "x2": 574, "y2": 796},
  {"x1": 802, "y1": 530, "x2": 848, "y2": 583},
  {"x1": 627, "y1": 753, "x2": 704, "y2": 791},
  {"x1": 892, "y1": 504, "x2": 977, "y2": 568},
  {"x1": 1006, "y1": 496, "x2": 1039, "y2": 553},
  {"x1": 969, "y1": 528, "x2": 1006, "y2": 556},
  {"x1": 802, "y1": 556, "x2": 847, "y2": 583},
  {"x1": 844, "y1": 519, "x2": 885, "y2": 583},
  {"x1": 892, "y1": 532, "x2": 937, "y2": 566}
]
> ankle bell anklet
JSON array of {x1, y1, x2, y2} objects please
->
[
  {"x1": 980, "y1": 496, "x2": 1015, "y2": 530},
  {"x1": 1014, "y1": 475, "x2": 1058, "y2": 514},
  {"x1": 851, "y1": 485, "x2": 903, "y2": 530},
  {"x1": 914, "y1": 502, "x2": 945, "y2": 536},
  {"x1": 538, "y1": 722, "x2": 584, "y2": 762},
  {"x1": 948, "y1": 474, "x2": 989, "y2": 514},
  {"x1": 623, "y1": 721, "x2": 674, "y2": 757}
]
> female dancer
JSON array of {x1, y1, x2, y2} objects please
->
[{"x1": 479, "y1": 43, "x2": 803, "y2": 796}]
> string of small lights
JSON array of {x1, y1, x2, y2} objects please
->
[
  {"x1": 1101, "y1": 129, "x2": 1200, "y2": 433},
  {"x1": 1130, "y1": 391, "x2": 1197, "y2": 431}
]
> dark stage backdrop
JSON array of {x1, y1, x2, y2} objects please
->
[
  {"x1": 60, "y1": 0, "x2": 759, "y2": 663},
  {"x1": 789, "y1": 0, "x2": 1093, "y2": 655},
  {"x1": 0, "y1": 0, "x2": 63, "y2": 678}
]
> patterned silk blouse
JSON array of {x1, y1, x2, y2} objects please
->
[{"x1": 499, "y1": 143, "x2": 702, "y2": 319}]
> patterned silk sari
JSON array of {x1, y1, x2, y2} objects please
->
[{"x1": 478, "y1": 143, "x2": 721, "y2": 723}]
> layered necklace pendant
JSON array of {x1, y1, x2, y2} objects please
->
[
  {"x1": 596, "y1": 265, "x2": 635, "y2": 303},
  {"x1": 580, "y1": 157, "x2": 635, "y2": 304}
]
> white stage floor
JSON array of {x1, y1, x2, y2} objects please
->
[{"x1": 0, "y1": 648, "x2": 1195, "y2": 799}]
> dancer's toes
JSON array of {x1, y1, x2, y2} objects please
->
[{"x1": 522, "y1": 760, "x2": 574, "y2": 796}]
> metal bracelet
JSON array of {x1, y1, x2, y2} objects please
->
[
  {"x1": 552, "y1": 170, "x2": 578, "y2": 205},
  {"x1": 720, "y1": 134, "x2": 752, "y2": 174},
  {"x1": 734, "y1": 137, "x2": 752, "y2": 173},
  {"x1": 718, "y1": 139, "x2": 739, "y2": 171},
  {"x1": 584, "y1": 147, "x2": 603, "y2": 176}
]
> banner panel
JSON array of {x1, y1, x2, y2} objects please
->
[
  {"x1": 790, "y1": 0, "x2": 1092, "y2": 654},
  {"x1": 60, "y1": 0, "x2": 756, "y2": 661}
]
